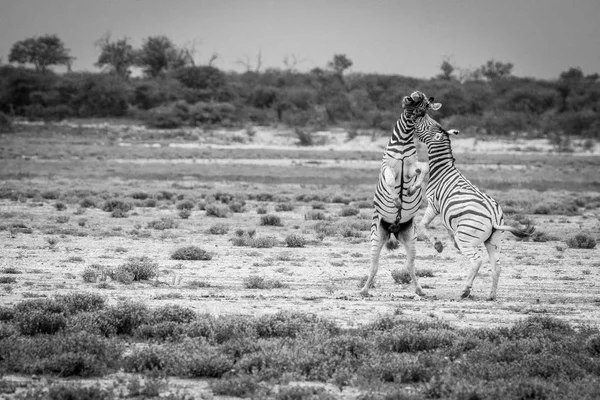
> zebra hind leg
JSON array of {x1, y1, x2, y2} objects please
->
[
  {"x1": 397, "y1": 221, "x2": 425, "y2": 296},
  {"x1": 455, "y1": 233, "x2": 483, "y2": 298},
  {"x1": 484, "y1": 230, "x2": 503, "y2": 300},
  {"x1": 361, "y1": 219, "x2": 388, "y2": 296}
]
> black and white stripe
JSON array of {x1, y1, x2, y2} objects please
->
[
  {"x1": 415, "y1": 114, "x2": 534, "y2": 300},
  {"x1": 360, "y1": 91, "x2": 435, "y2": 297}
]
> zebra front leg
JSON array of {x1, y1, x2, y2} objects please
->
[
  {"x1": 484, "y1": 231, "x2": 503, "y2": 300},
  {"x1": 382, "y1": 165, "x2": 402, "y2": 208},
  {"x1": 361, "y1": 219, "x2": 388, "y2": 296},
  {"x1": 398, "y1": 221, "x2": 425, "y2": 296},
  {"x1": 406, "y1": 161, "x2": 429, "y2": 196},
  {"x1": 417, "y1": 204, "x2": 443, "y2": 253}
]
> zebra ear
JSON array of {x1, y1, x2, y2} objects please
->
[
  {"x1": 430, "y1": 102, "x2": 442, "y2": 111},
  {"x1": 411, "y1": 91, "x2": 422, "y2": 101},
  {"x1": 402, "y1": 96, "x2": 412, "y2": 108},
  {"x1": 434, "y1": 132, "x2": 444, "y2": 140}
]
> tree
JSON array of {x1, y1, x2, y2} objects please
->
[
  {"x1": 136, "y1": 35, "x2": 191, "y2": 78},
  {"x1": 327, "y1": 54, "x2": 353, "y2": 76},
  {"x1": 478, "y1": 59, "x2": 513, "y2": 80},
  {"x1": 8, "y1": 34, "x2": 73, "y2": 72},
  {"x1": 94, "y1": 34, "x2": 136, "y2": 78},
  {"x1": 437, "y1": 60, "x2": 455, "y2": 80}
]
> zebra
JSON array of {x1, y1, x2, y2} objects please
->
[
  {"x1": 360, "y1": 91, "x2": 439, "y2": 297},
  {"x1": 413, "y1": 114, "x2": 535, "y2": 300}
]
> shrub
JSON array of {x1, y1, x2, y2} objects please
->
[
  {"x1": 228, "y1": 201, "x2": 246, "y2": 213},
  {"x1": 54, "y1": 202, "x2": 67, "y2": 211},
  {"x1": 188, "y1": 349, "x2": 235, "y2": 378},
  {"x1": 256, "y1": 206, "x2": 268, "y2": 214},
  {"x1": 131, "y1": 191, "x2": 150, "y2": 200},
  {"x1": 80, "y1": 197, "x2": 97, "y2": 208},
  {"x1": 243, "y1": 276, "x2": 287, "y2": 289},
  {"x1": 261, "y1": 214, "x2": 283, "y2": 226},
  {"x1": 44, "y1": 384, "x2": 113, "y2": 400},
  {"x1": 205, "y1": 203, "x2": 230, "y2": 218},
  {"x1": 176, "y1": 200, "x2": 195, "y2": 210},
  {"x1": 102, "y1": 199, "x2": 132, "y2": 213},
  {"x1": 41, "y1": 190, "x2": 60, "y2": 199},
  {"x1": 210, "y1": 374, "x2": 262, "y2": 398},
  {"x1": 251, "y1": 236, "x2": 278, "y2": 248},
  {"x1": 0, "y1": 276, "x2": 17, "y2": 284},
  {"x1": 340, "y1": 206, "x2": 360, "y2": 217},
  {"x1": 566, "y1": 233, "x2": 596, "y2": 249},
  {"x1": 586, "y1": 334, "x2": 600, "y2": 356},
  {"x1": 285, "y1": 234, "x2": 307, "y2": 248},
  {"x1": 146, "y1": 217, "x2": 177, "y2": 230},
  {"x1": 0, "y1": 111, "x2": 13, "y2": 133},
  {"x1": 145, "y1": 104, "x2": 186, "y2": 129},
  {"x1": 275, "y1": 203, "x2": 294, "y2": 212},
  {"x1": 305, "y1": 210, "x2": 328, "y2": 220},
  {"x1": 16, "y1": 311, "x2": 67, "y2": 335},
  {"x1": 152, "y1": 304, "x2": 196, "y2": 324},
  {"x1": 178, "y1": 209, "x2": 191, "y2": 219},
  {"x1": 208, "y1": 223, "x2": 229, "y2": 235},
  {"x1": 111, "y1": 208, "x2": 128, "y2": 218},
  {"x1": 171, "y1": 246, "x2": 212, "y2": 261},
  {"x1": 188, "y1": 101, "x2": 236, "y2": 126},
  {"x1": 391, "y1": 269, "x2": 412, "y2": 284},
  {"x1": 92, "y1": 301, "x2": 150, "y2": 336},
  {"x1": 55, "y1": 292, "x2": 105, "y2": 314},
  {"x1": 115, "y1": 256, "x2": 158, "y2": 281},
  {"x1": 311, "y1": 201, "x2": 326, "y2": 209}
]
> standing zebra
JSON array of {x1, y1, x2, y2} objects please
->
[
  {"x1": 414, "y1": 114, "x2": 534, "y2": 300},
  {"x1": 360, "y1": 91, "x2": 437, "y2": 297}
]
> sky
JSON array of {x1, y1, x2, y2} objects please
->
[{"x1": 0, "y1": 0, "x2": 598, "y2": 79}]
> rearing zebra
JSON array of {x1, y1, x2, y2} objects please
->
[
  {"x1": 360, "y1": 91, "x2": 436, "y2": 297},
  {"x1": 414, "y1": 114, "x2": 534, "y2": 300}
]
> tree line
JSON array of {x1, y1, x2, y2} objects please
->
[{"x1": 0, "y1": 33, "x2": 599, "y2": 138}]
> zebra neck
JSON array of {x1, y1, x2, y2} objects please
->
[
  {"x1": 384, "y1": 112, "x2": 416, "y2": 160},
  {"x1": 427, "y1": 141, "x2": 455, "y2": 169}
]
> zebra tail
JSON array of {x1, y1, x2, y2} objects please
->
[
  {"x1": 385, "y1": 235, "x2": 399, "y2": 250},
  {"x1": 493, "y1": 223, "x2": 535, "y2": 238}
]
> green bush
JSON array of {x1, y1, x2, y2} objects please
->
[
  {"x1": 208, "y1": 222, "x2": 229, "y2": 234},
  {"x1": 275, "y1": 202, "x2": 294, "y2": 212},
  {"x1": 16, "y1": 311, "x2": 67, "y2": 335},
  {"x1": 0, "y1": 111, "x2": 13, "y2": 133},
  {"x1": 55, "y1": 292, "x2": 105, "y2": 314},
  {"x1": 146, "y1": 217, "x2": 177, "y2": 230},
  {"x1": 261, "y1": 214, "x2": 283, "y2": 226},
  {"x1": 210, "y1": 374, "x2": 262, "y2": 397},
  {"x1": 188, "y1": 101, "x2": 236, "y2": 126},
  {"x1": 340, "y1": 206, "x2": 360, "y2": 217},
  {"x1": 116, "y1": 256, "x2": 159, "y2": 281},
  {"x1": 171, "y1": 246, "x2": 212, "y2": 261},
  {"x1": 176, "y1": 200, "x2": 195, "y2": 210},
  {"x1": 566, "y1": 233, "x2": 597, "y2": 249},
  {"x1": 205, "y1": 203, "x2": 230, "y2": 218},
  {"x1": 102, "y1": 199, "x2": 132, "y2": 213},
  {"x1": 285, "y1": 234, "x2": 307, "y2": 248}
]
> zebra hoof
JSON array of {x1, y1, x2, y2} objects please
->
[
  {"x1": 434, "y1": 241, "x2": 444, "y2": 253},
  {"x1": 359, "y1": 289, "x2": 372, "y2": 297},
  {"x1": 461, "y1": 288, "x2": 471, "y2": 298}
]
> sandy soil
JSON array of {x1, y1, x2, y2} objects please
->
[{"x1": 1, "y1": 193, "x2": 599, "y2": 331}]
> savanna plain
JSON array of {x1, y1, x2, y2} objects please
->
[{"x1": 0, "y1": 121, "x2": 599, "y2": 399}]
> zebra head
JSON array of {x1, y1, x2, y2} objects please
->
[
  {"x1": 402, "y1": 91, "x2": 442, "y2": 119},
  {"x1": 414, "y1": 112, "x2": 460, "y2": 145}
]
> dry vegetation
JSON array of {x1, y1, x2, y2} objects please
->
[{"x1": 0, "y1": 122, "x2": 599, "y2": 399}]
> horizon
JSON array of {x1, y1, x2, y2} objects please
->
[{"x1": 1, "y1": 0, "x2": 599, "y2": 80}]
